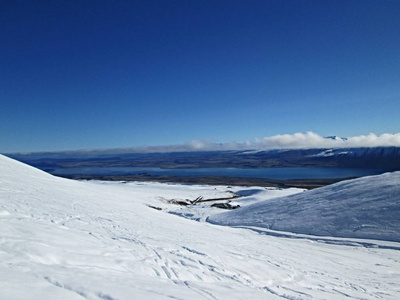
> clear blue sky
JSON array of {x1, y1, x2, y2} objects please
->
[{"x1": 1, "y1": 0, "x2": 399, "y2": 152}]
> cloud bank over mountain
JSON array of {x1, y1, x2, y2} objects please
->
[
  {"x1": 9, "y1": 132, "x2": 400, "y2": 156},
  {"x1": 183, "y1": 132, "x2": 400, "y2": 152},
  {"x1": 255, "y1": 132, "x2": 400, "y2": 149}
]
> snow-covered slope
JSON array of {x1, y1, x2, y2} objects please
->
[
  {"x1": 209, "y1": 172, "x2": 400, "y2": 242},
  {"x1": 1, "y1": 155, "x2": 400, "y2": 299},
  {"x1": 309, "y1": 146, "x2": 400, "y2": 158}
]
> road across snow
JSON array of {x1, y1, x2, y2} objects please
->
[{"x1": 1, "y1": 155, "x2": 399, "y2": 299}]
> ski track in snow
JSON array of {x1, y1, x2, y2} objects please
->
[{"x1": 1, "y1": 154, "x2": 400, "y2": 299}]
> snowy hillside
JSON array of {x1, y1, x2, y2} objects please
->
[
  {"x1": 309, "y1": 146, "x2": 400, "y2": 159},
  {"x1": 1, "y1": 154, "x2": 400, "y2": 299},
  {"x1": 209, "y1": 172, "x2": 400, "y2": 242}
]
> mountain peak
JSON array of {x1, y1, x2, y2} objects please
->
[{"x1": 324, "y1": 136, "x2": 348, "y2": 141}]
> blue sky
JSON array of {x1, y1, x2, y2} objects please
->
[{"x1": 1, "y1": 0, "x2": 399, "y2": 152}]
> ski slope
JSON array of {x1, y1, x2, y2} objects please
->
[{"x1": 1, "y1": 154, "x2": 399, "y2": 299}]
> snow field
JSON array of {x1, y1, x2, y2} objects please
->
[
  {"x1": 208, "y1": 171, "x2": 400, "y2": 242},
  {"x1": 1, "y1": 155, "x2": 400, "y2": 299}
]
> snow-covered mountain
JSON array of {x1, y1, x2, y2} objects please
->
[
  {"x1": 1, "y1": 154, "x2": 400, "y2": 299},
  {"x1": 309, "y1": 146, "x2": 400, "y2": 159},
  {"x1": 7, "y1": 146, "x2": 400, "y2": 171},
  {"x1": 324, "y1": 135, "x2": 348, "y2": 141},
  {"x1": 209, "y1": 171, "x2": 400, "y2": 242}
]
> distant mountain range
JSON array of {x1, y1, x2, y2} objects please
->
[{"x1": 6, "y1": 146, "x2": 400, "y2": 170}]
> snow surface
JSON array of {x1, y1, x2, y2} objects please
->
[
  {"x1": 170, "y1": 187, "x2": 304, "y2": 222},
  {"x1": 1, "y1": 154, "x2": 400, "y2": 299},
  {"x1": 208, "y1": 171, "x2": 400, "y2": 242}
]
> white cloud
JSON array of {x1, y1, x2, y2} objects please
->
[
  {"x1": 11, "y1": 132, "x2": 400, "y2": 156},
  {"x1": 259, "y1": 132, "x2": 334, "y2": 149},
  {"x1": 345, "y1": 133, "x2": 400, "y2": 148},
  {"x1": 252, "y1": 132, "x2": 400, "y2": 149},
  {"x1": 177, "y1": 132, "x2": 400, "y2": 151}
]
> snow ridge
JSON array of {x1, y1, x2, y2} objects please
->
[{"x1": 209, "y1": 171, "x2": 400, "y2": 242}]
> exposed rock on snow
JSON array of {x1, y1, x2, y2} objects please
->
[{"x1": 211, "y1": 202, "x2": 241, "y2": 209}]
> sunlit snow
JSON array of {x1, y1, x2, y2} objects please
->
[
  {"x1": 209, "y1": 171, "x2": 400, "y2": 242},
  {"x1": 1, "y1": 155, "x2": 399, "y2": 299}
]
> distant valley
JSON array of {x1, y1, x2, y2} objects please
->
[{"x1": 8, "y1": 147, "x2": 400, "y2": 171}]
